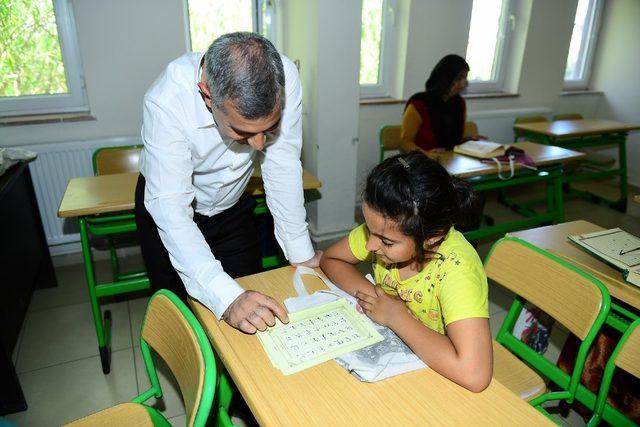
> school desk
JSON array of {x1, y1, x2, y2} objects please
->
[
  {"x1": 57, "y1": 169, "x2": 321, "y2": 374},
  {"x1": 189, "y1": 266, "x2": 552, "y2": 426},
  {"x1": 509, "y1": 220, "x2": 639, "y2": 425},
  {"x1": 428, "y1": 141, "x2": 585, "y2": 241},
  {"x1": 513, "y1": 119, "x2": 640, "y2": 212}
]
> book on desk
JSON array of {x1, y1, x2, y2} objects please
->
[{"x1": 569, "y1": 228, "x2": 640, "y2": 287}]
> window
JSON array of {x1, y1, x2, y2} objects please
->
[
  {"x1": 564, "y1": 0, "x2": 603, "y2": 90},
  {"x1": 465, "y1": 0, "x2": 514, "y2": 93},
  {"x1": 359, "y1": 0, "x2": 397, "y2": 98},
  {"x1": 0, "y1": 0, "x2": 88, "y2": 117},
  {"x1": 186, "y1": 0, "x2": 276, "y2": 52}
]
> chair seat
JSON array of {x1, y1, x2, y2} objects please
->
[
  {"x1": 492, "y1": 341, "x2": 546, "y2": 401},
  {"x1": 64, "y1": 402, "x2": 165, "y2": 426}
]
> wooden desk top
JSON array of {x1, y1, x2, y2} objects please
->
[
  {"x1": 431, "y1": 141, "x2": 584, "y2": 179},
  {"x1": 58, "y1": 169, "x2": 321, "y2": 218},
  {"x1": 190, "y1": 267, "x2": 551, "y2": 426},
  {"x1": 510, "y1": 220, "x2": 640, "y2": 311},
  {"x1": 513, "y1": 119, "x2": 640, "y2": 138}
]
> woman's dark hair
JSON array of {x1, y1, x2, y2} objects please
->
[
  {"x1": 425, "y1": 54, "x2": 470, "y2": 97},
  {"x1": 363, "y1": 151, "x2": 481, "y2": 263}
]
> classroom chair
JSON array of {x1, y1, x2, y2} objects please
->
[
  {"x1": 485, "y1": 237, "x2": 610, "y2": 421},
  {"x1": 379, "y1": 125, "x2": 402, "y2": 163},
  {"x1": 552, "y1": 113, "x2": 583, "y2": 121},
  {"x1": 65, "y1": 289, "x2": 229, "y2": 427},
  {"x1": 463, "y1": 121, "x2": 479, "y2": 139},
  {"x1": 513, "y1": 115, "x2": 548, "y2": 141},
  {"x1": 586, "y1": 318, "x2": 640, "y2": 427},
  {"x1": 91, "y1": 145, "x2": 145, "y2": 283}
]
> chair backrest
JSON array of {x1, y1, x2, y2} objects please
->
[
  {"x1": 93, "y1": 145, "x2": 142, "y2": 176},
  {"x1": 514, "y1": 115, "x2": 548, "y2": 125},
  {"x1": 140, "y1": 290, "x2": 216, "y2": 427},
  {"x1": 463, "y1": 121, "x2": 479, "y2": 139},
  {"x1": 379, "y1": 125, "x2": 402, "y2": 163},
  {"x1": 485, "y1": 237, "x2": 609, "y2": 340},
  {"x1": 553, "y1": 113, "x2": 583, "y2": 121}
]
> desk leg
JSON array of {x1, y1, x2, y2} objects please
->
[{"x1": 79, "y1": 217, "x2": 111, "y2": 374}]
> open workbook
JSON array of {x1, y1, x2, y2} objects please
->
[{"x1": 569, "y1": 228, "x2": 640, "y2": 287}]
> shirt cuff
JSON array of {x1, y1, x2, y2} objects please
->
[
  {"x1": 282, "y1": 234, "x2": 315, "y2": 264},
  {"x1": 196, "y1": 271, "x2": 245, "y2": 320}
]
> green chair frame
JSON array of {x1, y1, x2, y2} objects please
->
[
  {"x1": 485, "y1": 237, "x2": 611, "y2": 422},
  {"x1": 81, "y1": 145, "x2": 150, "y2": 374},
  {"x1": 135, "y1": 290, "x2": 217, "y2": 426},
  {"x1": 587, "y1": 318, "x2": 640, "y2": 427},
  {"x1": 90, "y1": 145, "x2": 144, "y2": 283},
  {"x1": 379, "y1": 125, "x2": 402, "y2": 163}
]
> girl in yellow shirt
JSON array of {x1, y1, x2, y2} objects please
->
[{"x1": 320, "y1": 151, "x2": 492, "y2": 392}]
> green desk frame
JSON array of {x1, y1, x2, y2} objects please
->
[
  {"x1": 462, "y1": 166, "x2": 564, "y2": 242},
  {"x1": 79, "y1": 213, "x2": 150, "y2": 374},
  {"x1": 516, "y1": 130, "x2": 629, "y2": 212}
]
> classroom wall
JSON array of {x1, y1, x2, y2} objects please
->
[{"x1": 591, "y1": 0, "x2": 640, "y2": 188}]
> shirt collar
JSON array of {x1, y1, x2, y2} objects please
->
[{"x1": 194, "y1": 51, "x2": 217, "y2": 129}]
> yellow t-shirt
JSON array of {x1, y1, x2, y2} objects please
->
[{"x1": 348, "y1": 224, "x2": 488, "y2": 335}]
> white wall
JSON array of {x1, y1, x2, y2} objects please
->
[{"x1": 591, "y1": 0, "x2": 640, "y2": 187}]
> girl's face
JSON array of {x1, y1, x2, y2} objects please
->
[
  {"x1": 362, "y1": 202, "x2": 416, "y2": 266},
  {"x1": 448, "y1": 70, "x2": 468, "y2": 97}
]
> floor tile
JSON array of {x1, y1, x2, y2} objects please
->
[
  {"x1": 6, "y1": 348, "x2": 137, "y2": 427},
  {"x1": 133, "y1": 346, "x2": 185, "y2": 420},
  {"x1": 129, "y1": 295, "x2": 151, "y2": 346},
  {"x1": 16, "y1": 300, "x2": 131, "y2": 373},
  {"x1": 168, "y1": 413, "x2": 187, "y2": 427},
  {"x1": 489, "y1": 309, "x2": 507, "y2": 339}
]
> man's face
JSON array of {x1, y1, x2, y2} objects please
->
[{"x1": 198, "y1": 78, "x2": 281, "y2": 151}]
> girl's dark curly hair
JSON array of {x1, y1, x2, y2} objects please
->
[{"x1": 363, "y1": 151, "x2": 481, "y2": 263}]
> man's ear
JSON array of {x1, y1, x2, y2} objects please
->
[{"x1": 197, "y1": 82, "x2": 212, "y2": 109}]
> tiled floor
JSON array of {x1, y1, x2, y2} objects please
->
[{"x1": 3, "y1": 181, "x2": 640, "y2": 426}]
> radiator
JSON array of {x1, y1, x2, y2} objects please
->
[{"x1": 21, "y1": 136, "x2": 142, "y2": 255}]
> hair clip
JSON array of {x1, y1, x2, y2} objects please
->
[
  {"x1": 398, "y1": 157, "x2": 410, "y2": 169},
  {"x1": 413, "y1": 200, "x2": 419, "y2": 216}
]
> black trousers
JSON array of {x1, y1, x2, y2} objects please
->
[{"x1": 134, "y1": 174, "x2": 262, "y2": 302}]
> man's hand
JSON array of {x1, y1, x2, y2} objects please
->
[
  {"x1": 291, "y1": 249, "x2": 323, "y2": 268},
  {"x1": 222, "y1": 290, "x2": 289, "y2": 334},
  {"x1": 355, "y1": 285, "x2": 408, "y2": 328}
]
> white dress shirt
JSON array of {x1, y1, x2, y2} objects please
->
[{"x1": 140, "y1": 52, "x2": 314, "y2": 319}]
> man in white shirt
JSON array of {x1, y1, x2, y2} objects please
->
[{"x1": 135, "y1": 32, "x2": 321, "y2": 334}]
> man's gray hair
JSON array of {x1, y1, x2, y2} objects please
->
[{"x1": 204, "y1": 32, "x2": 285, "y2": 120}]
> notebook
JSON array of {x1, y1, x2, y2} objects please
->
[
  {"x1": 257, "y1": 298, "x2": 383, "y2": 375},
  {"x1": 453, "y1": 140, "x2": 506, "y2": 159},
  {"x1": 569, "y1": 228, "x2": 640, "y2": 287}
]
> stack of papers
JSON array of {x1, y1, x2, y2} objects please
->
[
  {"x1": 257, "y1": 299, "x2": 383, "y2": 375},
  {"x1": 569, "y1": 228, "x2": 640, "y2": 287}
]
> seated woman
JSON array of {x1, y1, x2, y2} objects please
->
[{"x1": 401, "y1": 54, "x2": 483, "y2": 153}]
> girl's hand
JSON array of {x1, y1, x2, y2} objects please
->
[{"x1": 355, "y1": 285, "x2": 408, "y2": 327}]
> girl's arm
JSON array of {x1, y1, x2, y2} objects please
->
[
  {"x1": 357, "y1": 287, "x2": 493, "y2": 392},
  {"x1": 319, "y1": 236, "x2": 376, "y2": 297}
]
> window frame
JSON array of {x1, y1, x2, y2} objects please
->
[
  {"x1": 184, "y1": 0, "x2": 278, "y2": 52},
  {"x1": 465, "y1": 0, "x2": 515, "y2": 94},
  {"x1": 359, "y1": 0, "x2": 398, "y2": 99},
  {"x1": 563, "y1": 0, "x2": 604, "y2": 91},
  {"x1": 0, "y1": 0, "x2": 89, "y2": 117}
]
